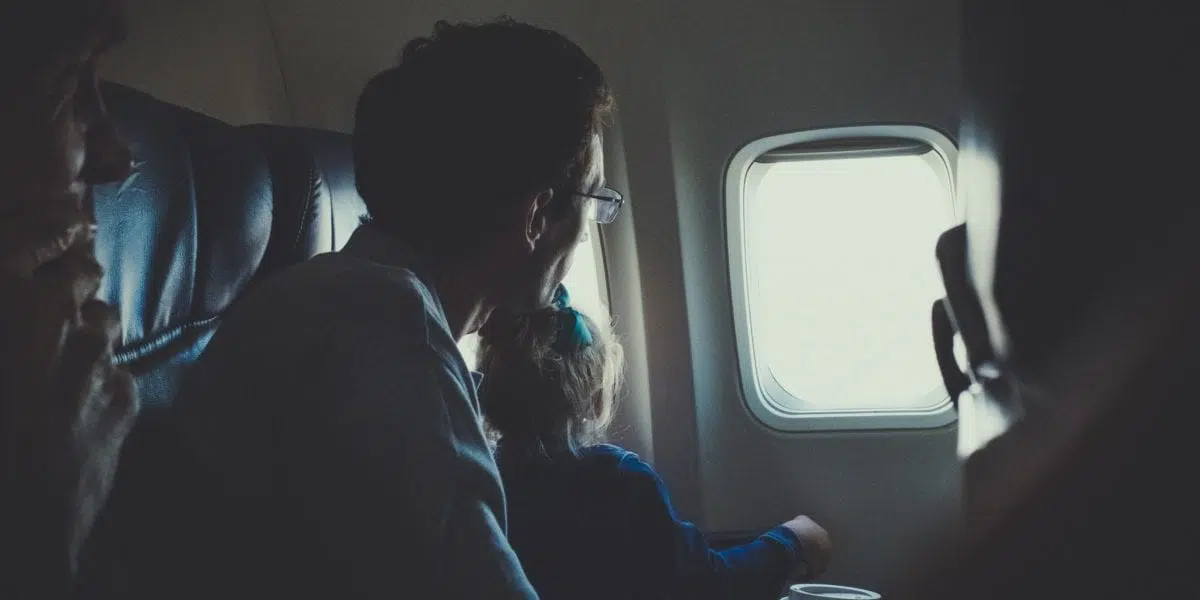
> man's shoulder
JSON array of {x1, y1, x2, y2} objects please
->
[
  {"x1": 241, "y1": 252, "x2": 442, "y2": 334},
  {"x1": 273, "y1": 251, "x2": 431, "y2": 302}
]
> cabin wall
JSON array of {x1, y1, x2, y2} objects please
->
[
  {"x1": 648, "y1": 1, "x2": 962, "y2": 590},
  {"x1": 104, "y1": 0, "x2": 291, "y2": 125}
]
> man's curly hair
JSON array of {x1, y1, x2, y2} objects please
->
[{"x1": 354, "y1": 17, "x2": 615, "y2": 258}]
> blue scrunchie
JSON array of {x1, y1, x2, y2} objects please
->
[{"x1": 551, "y1": 284, "x2": 594, "y2": 351}]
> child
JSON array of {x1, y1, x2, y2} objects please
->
[{"x1": 476, "y1": 284, "x2": 833, "y2": 600}]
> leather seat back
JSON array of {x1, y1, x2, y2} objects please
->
[
  {"x1": 93, "y1": 83, "x2": 368, "y2": 409},
  {"x1": 94, "y1": 83, "x2": 274, "y2": 408},
  {"x1": 83, "y1": 83, "x2": 366, "y2": 598},
  {"x1": 244, "y1": 124, "x2": 367, "y2": 255}
]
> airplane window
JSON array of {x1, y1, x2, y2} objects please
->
[
  {"x1": 457, "y1": 226, "x2": 607, "y2": 369},
  {"x1": 731, "y1": 129, "x2": 958, "y2": 426}
]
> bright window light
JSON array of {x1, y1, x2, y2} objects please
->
[
  {"x1": 742, "y1": 147, "x2": 955, "y2": 413},
  {"x1": 457, "y1": 227, "x2": 607, "y2": 369}
]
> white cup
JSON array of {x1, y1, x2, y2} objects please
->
[{"x1": 789, "y1": 583, "x2": 881, "y2": 600}]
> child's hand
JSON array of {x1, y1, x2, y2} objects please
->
[{"x1": 783, "y1": 515, "x2": 833, "y2": 578}]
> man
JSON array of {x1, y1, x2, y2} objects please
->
[
  {"x1": 0, "y1": 1, "x2": 140, "y2": 597},
  {"x1": 167, "y1": 18, "x2": 619, "y2": 598}
]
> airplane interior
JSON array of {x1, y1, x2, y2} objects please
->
[{"x1": 15, "y1": 0, "x2": 1193, "y2": 598}]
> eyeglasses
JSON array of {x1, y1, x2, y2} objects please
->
[{"x1": 576, "y1": 187, "x2": 624, "y2": 224}]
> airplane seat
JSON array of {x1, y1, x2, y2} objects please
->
[
  {"x1": 83, "y1": 82, "x2": 365, "y2": 598},
  {"x1": 93, "y1": 82, "x2": 276, "y2": 410},
  {"x1": 92, "y1": 82, "x2": 368, "y2": 409},
  {"x1": 300, "y1": 127, "x2": 369, "y2": 250},
  {"x1": 242, "y1": 124, "x2": 368, "y2": 253},
  {"x1": 238, "y1": 125, "x2": 334, "y2": 280}
]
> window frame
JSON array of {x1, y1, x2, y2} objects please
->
[{"x1": 726, "y1": 125, "x2": 960, "y2": 432}]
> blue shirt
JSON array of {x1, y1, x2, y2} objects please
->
[
  {"x1": 172, "y1": 223, "x2": 538, "y2": 598},
  {"x1": 499, "y1": 444, "x2": 803, "y2": 600}
]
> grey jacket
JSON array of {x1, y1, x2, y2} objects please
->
[{"x1": 173, "y1": 223, "x2": 537, "y2": 598}]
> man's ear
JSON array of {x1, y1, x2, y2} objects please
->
[{"x1": 524, "y1": 189, "x2": 555, "y2": 251}]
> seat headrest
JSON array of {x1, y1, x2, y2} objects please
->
[
  {"x1": 93, "y1": 83, "x2": 273, "y2": 379},
  {"x1": 83, "y1": 82, "x2": 368, "y2": 598},
  {"x1": 242, "y1": 125, "x2": 368, "y2": 256},
  {"x1": 239, "y1": 125, "x2": 333, "y2": 274},
  {"x1": 91, "y1": 83, "x2": 365, "y2": 408}
]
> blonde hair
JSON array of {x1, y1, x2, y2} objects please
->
[{"x1": 476, "y1": 305, "x2": 624, "y2": 462}]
